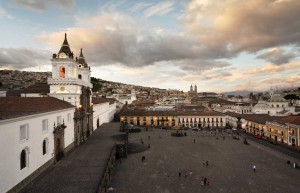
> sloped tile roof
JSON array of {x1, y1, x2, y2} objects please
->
[
  {"x1": 0, "y1": 97, "x2": 74, "y2": 120},
  {"x1": 92, "y1": 97, "x2": 116, "y2": 105},
  {"x1": 21, "y1": 83, "x2": 50, "y2": 94},
  {"x1": 120, "y1": 110, "x2": 224, "y2": 117}
]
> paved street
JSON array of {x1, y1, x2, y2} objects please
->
[
  {"x1": 109, "y1": 129, "x2": 300, "y2": 193},
  {"x1": 21, "y1": 122, "x2": 123, "y2": 193},
  {"x1": 246, "y1": 134, "x2": 300, "y2": 160}
]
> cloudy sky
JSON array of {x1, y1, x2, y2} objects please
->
[{"x1": 1, "y1": 0, "x2": 300, "y2": 92}]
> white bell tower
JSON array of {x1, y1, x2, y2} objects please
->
[{"x1": 48, "y1": 33, "x2": 93, "y2": 106}]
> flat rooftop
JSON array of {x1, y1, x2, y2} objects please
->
[
  {"x1": 109, "y1": 129, "x2": 300, "y2": 193},
  {"x1": 21, "y1": 122, "x2": 123, "y2": 193}
]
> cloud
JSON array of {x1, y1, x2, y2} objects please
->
[
  {"x1": 260, "y1": 76, "x2": 300, "y2": 84},
  {"x1": 9, "y1": 0, "x2": 74, "y2": 12},
  {"x1": 245, "y1": 61, "x2": 300, "y2": 76},
  {"x1": 173, "y1": 59, "x2": 231, "y2": 74},
  {"x1": 256, "y1": 48, "x2": 295, "y2": 65},
  {"x1": 129, "y1": 2, "x2": 152, "y2": 13},
  {"x1": 0, "y1": 6, "x2": 6, "y2": 17},
  {"x1": 245, "y1": 64, "x2": 284, "y2": 75},
  {"x1": 0, "y1": 47, "x2": 51, "y2": 69},
  {"x1": 286, "y1": 76, "x2": 300, "y2": 83},
  {"x1": 144, "y1": 1, "x2": 174, "y2": 18},
  {"x1": 38, "y1": 11, "x2": 231, "y2": 74},
  {"x1": 201, "y1": 71, "x2": 232, "y2": 80},
  {"x1": 260, "y1": 77, "x2": 284, "y2": 84},
  {"x1": 181, "y1": 0, "x2": 300, "y2": 54}
]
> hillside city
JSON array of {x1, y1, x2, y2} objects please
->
[
  {"x1": 1, "y1": 36, "x2": 300, "y2": 193},
  {"x1": 1, "y1": 69, "x2": 300, "y2": 115}
]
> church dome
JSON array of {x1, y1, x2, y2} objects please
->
[{"x1": 268, "y1": 93, "x2": 287, "y2": 102}]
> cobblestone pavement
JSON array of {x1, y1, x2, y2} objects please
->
[
  {"x1": 109, "y1": 129, "x2": 300, "y2": 193},
  {"x1": 21, "y1": 122, "x2": 122, "y2": 193}
]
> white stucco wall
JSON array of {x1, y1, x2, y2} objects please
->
[
  {"x1": 0, "y1": 108, "x2": 74, "y2": 193},
  {"x1": 93, "y1": 102, "x2": 110, "y2": 130},
  {"x1": 92, "y1": 102, "x2": 117, "y2": 130}
]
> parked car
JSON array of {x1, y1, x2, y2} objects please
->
[
  {"x1": 232, "y1": 128, "x2": 237, "y2": 131},
  {"x1": 254, "y1": 135, "x2": 262, "y2": 139}
]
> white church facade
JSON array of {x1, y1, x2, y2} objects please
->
[{"x1": 0, "y1": 34, "x2": 116, "y2": 193}]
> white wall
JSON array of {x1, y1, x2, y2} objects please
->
[
  {"x1": 92, "y1": 102, "x2": 117, "y2": 130},
  {"x1": 93, "y1": 102, "x2": 110, "y2": 130},
  {"x1": 109, "y1": 102, "x2": 117, "y2": 121},
  {"x1": 0, "y1": 108, "x2": 74, "y2": 193}
]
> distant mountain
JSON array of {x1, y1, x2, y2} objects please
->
[
  {"x1": 222, "y1": 90, "x2": 262, "y2": 97},
  {"x1": 223, "y1": 86, "x2": 300, "y2": 97}
]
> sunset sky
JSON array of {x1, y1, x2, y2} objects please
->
[{"x1": 0, "y1": 0, "x2": 300, "y2": 92}]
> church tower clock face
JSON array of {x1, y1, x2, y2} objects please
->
[{"x1": 60, "y1": 86, "x2": 65, "y2": 91}]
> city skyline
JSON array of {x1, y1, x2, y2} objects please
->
[{"x1": 1, "y1": 0, "x2": 300, "y2": 92}]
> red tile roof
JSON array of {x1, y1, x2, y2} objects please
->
[
  {"x1": 224, "y1": 112, "x2": 283, "y2": 124},
  {"x1": 120, "y1": 110, "x2": 224, "y2": 117},
  {"x1": 280, "y1": 116, "x2": 300, "y2": 126},
  {"x1": 21, "y1": 83, "x2": 50, "y2": 94},
  {"x1": 92, "y1": 97, "x2": 116, "y2": 105},
  {"x1": 0, "y1": 97, "x2": 74, "y2": 120}
]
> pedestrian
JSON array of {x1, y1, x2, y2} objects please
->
[
  {"x1": 206, "y1": 160, "x2": 209, "y2": 166},
  {"x1": 194, "y1": 139, "x2": 195, "y2": 143},
  {"x1": 204, "y1": 176, "x2": 207, "y2": 185},
  {"x1": 202, "y1": 160, "x2": 205, "y2": 166},
  {"x1": 253, "y1": 164, "x2": 256, "y2": 172},
  {"x1": 190, "y1": 171, "x2": 193, "y2": 176},
  {"x1": 142, "y1": 156, "x2": 145, "y2": 162},
  {"x1": 179, "y1": 172, "x2": 181, "y2": 177},
  {"x1": 206, "y1": 180, "x2": 210, "y2": 186},
  {"x1": 201, "y1": 177, "x2": 204, "y2": 186},
  {"x1": 148, "y1": 144, "x2": 151, "y2": 148},
  {"x1": 294, "y1": 162, "x2": 296, "y2": 168},
  {"x1": 216, "y1": 137, "x2": 218, "y2": 140}
]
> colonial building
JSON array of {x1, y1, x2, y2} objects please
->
[
  {"x1": 120, "y1": 110, "x2": 225, "y2": 128},
  {"x1": 188, "y1": 84, "x2": 197, "y2": 97},
  {"x1": 0, "y1": 97, "x2": 74, "y2": 193},
  {"x1": 253, "y1": 90, "x2": 295, "y2": 116},
  {"x1": 211, "y1": 99, "x2": 253, "y2": 114},
  {"x1": 266, "y1": 116, "x2": 300, "y2": 148},
  {"x1": 225, "y1": 112, "x2": 300, "y2": 149},
  {"x1": 48, "y1": 34, "x2": 94, "y2": 146},
  {"x1": 0, "y1": 34, "x2": 116, "y2": 193}
]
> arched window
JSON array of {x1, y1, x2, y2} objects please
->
[
  {"x1": 20, "y1": 149, "x2": 27, "y2": 170},
  {"x1": 59, "y1": 66, "x2": 65, "y2": 78},
  {"x1": 42, "y1": 139, "x2": 48, "y2": 155}
]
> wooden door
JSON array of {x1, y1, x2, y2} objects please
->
[{"x1": 55, "y1": 138, "x2": 61, "y2": 161}]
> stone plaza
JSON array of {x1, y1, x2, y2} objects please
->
[{"x1": 109, "y1": 129, "x2": 300, "y2": 193}]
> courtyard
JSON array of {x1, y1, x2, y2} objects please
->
[{"x1": 109, "y1": 129, "x2": 300, "y2": 193}]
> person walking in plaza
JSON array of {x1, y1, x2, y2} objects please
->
[
  {"x1": 206, "y1": 160, "x2": 209, "y2": 166},
  {"x1": 204, "y1": 176, "x2": 207, "y2": 185},
  {"x1": 253, "y1": 164, "x2": 256, "y2": 172},
  {"x1": 201, "y1": 177, "x2": 204, "y2": 186}
]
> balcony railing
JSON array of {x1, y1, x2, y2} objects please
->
[{"x1": 48, "y1": 77, "x2": 93, "y2": 88}]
